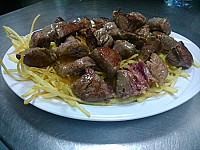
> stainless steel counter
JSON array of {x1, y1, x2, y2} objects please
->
[{"x1": 0, "y1": 0, "x2": 200, "y2": 149}]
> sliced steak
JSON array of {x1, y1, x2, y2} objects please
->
[
  {"x1": 153, "y1": 31, "x2": 177, "y2": 52},
  {"x1": 113, "y1": 40, "x2": 136, "y2": 59},
  {"x1": 139, "y1": 36, "x2": 161, "y2": 61},
  {"x1": 147, "y1": 53, "x2": 168, "y2": 85},
  {"x1": 116, "y1": 61, "x2": 151, "y2": 98},
  {"x1": 166, "y1": 41, "x2": 193, "y2": 69},
  {"x1": 56, "y1": 35, "x2": 90, "y2": 58},
  {"x1": 16, "y1": 47, "x2": 57, "y2": 68},
  {"x1": 147, "y1": 17, "x2": 171, "y2": 35},
  {"x1": 71, "y1": 68, "x2": 113, "y2": 102},
  {"x1": 94, "y1": 28, "x2": 114, "y2": 48},
  {"x1": 54, "y1": 56, "x2": 96, "y2": 77},
  {"x1": 113, "y1": 9, "x2": 146, "y2": 32},
  {"x1": 91, "y1": 47, "x2": 122, "y2": 78}
]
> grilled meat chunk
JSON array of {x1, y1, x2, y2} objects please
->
[
  {"x1": 92, "y1": 17, "x2": 113, "y2": 29},
  {"x1": 16, "y1": 47, "x2": 57, "y2": 68},
  {"x1": 79, "y1": 27, "x2": 97, "y2": 49},
  {"x1": 29, "y1": 17, "x2": 91, "y2": 48},
  {"x1": 91, "y1": 47, "x2": 122, "y2": 78},
  {"x1": 71, "y1": 68, "x2": 113, "y2": 102},
  {"x1": 116, "y1": 61, "x2": 152, "y2": 98},
  {"x1": 166, "y1": 41, "x2": 193, "y2": 69},
  {"x1": 54, "y1": 56, "x2": 96, "y2": 77},
  {"x1": 147, "y1": 17, "x2": 171, "y2": 35},
  {"x1": 99, "y1": 21, "x2": 147, "y2": 49},
  {"x1": 147, "y1": 53, "x2": 168, "y2": 85},
  {"x1": 153, "y1": 31, "x2": 177, "y2": 52},
  {"x1": 139, "y1": 36, "x2": 161, "y2": 61},
  {"x1": 29, "y1": 30, "x2": 51, "y2": 48},
  {"x1": 104, "y1": 22, "x2": 121, "y2": 38},
  {"x1": 134, "y1": 25, "x2": 150, "y2": 38},
  {"x1": 113, "y1": 40, "x2": 136, "y2": 59},
  {"x1": 113, "y1": 9, "x2": 146, "y2": 32},
  {"x1": 56, "y1": 35, "x2": 90, "y2": 58},
  {"x1": 94, "y1": 28, "x2": 114, "y2": 48}
]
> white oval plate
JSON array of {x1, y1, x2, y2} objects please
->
[{"x1": 1, "y1": 32, "x2": 200, "y2": 121}]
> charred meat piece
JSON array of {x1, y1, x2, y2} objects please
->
[
  {"x1": 29, "y1": 30, "x2": 51, "y2": 48},
  {"x1": 94, "y1": 28, "x2": 114, "y2": 48},
  {"x1": 54, "y1": 56, "x2": 96, "y2": 77},
  {"x1": 153, "y1": 31, "x2": 177, "y2": 52},
  {"x1": 56, "y1": 35, "x2": 90, "y2": 58},
  {"x1": 71, "y1": 68, "x2": 113, "y2": 102},
  {"x1": 113, "y1": 9, "x2": 146, "y2": 32},
  {"x1": 79, "y1": 27, "x2": 97, "y2": 49},
  {"x1": 101, "y1": 22, "x2": 147, "y2": 49},
  {"x1": 116, "y1": 61, "x2": 151, "y2": 99},
  {"x1": 16, "y1": 48, "x2": 57, "y2": 68},
  {"x1": 134, "y1": 25, "x2": 150, "y2": 38},
  {"x1": 166, "y1": 41, "x2": 193, "y2": 69},
  {"x1": 113, "y1": 40, "x2": 136, "y2": 59},
  {"x1": 54, "y1": 17, "x2": 67, "y2": 24},
  {"x1": 79, "y1": 17, "x2": 92, "y2": 29},
  {"x1": 91, "y1": 47, "x2": 122, "y2": 78},
  {"x1": 147, "y1": 53, "x2": 168, "y2": 85},
  {"x1": 112, "y1": 30, "x2": 146, "y2": 49},
  {"x1": 104, "y1": 22, "x2": 120, "y2": 38},
  {"x1": 139, "y1": 36, "x2": 161, "y2": 61},
  {"x1": 92, "y1": 17, "x2": 113, "y2": 29},
  {"x1": 147, "y1": 17, "x2": 171, "y2": 35},
  {"x1": 54, "y1": 20, "x2": 90, "y2": 40},
  {"x1": 29, "y1": 17, "x2": 91, "y2": 48}
]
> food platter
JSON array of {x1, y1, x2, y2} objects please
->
[{"x1": 1, "y1": 32, "x2": 200, "y2": 121}]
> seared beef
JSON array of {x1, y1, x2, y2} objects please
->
[
  {"x1": 29, "y1": 30, "x2": 51, "y2": 48},
  {"x1": 16, "y1": 47, "x2": 57, "y2": 68},
  {"x1": 54, "y1": 21, "x2": 89, "y2": 40},
  {"x1": 71, "y1": 68, "x2": 113, "y2": 102},
  {"x1": 92, "y1": 17, "x2": 113, "y2": 29},
  {"x1": 147, "y1": 53, "x2": 168, "y2": 85},
  {"x1": 79, "y1": 17, "x2": 92, "y2": 29},
  {"x1": 94, "y1": 28, "x2": 114, "y2": 48},
  {"x1": 113, "y1": 9, "x2": 146, "y2": 32},
  {"x1": 29, "y1": 17, "x2": 91, "y2": 48},
  {"x1": 113, "y1": 40, "x2": 136, "y2": 59},
  {"x1": 104, "y1": 22, "x2": 120, "y2": 38},
  {"x1": 132, "y1": 25, "x2": 150, "y2": 49},
  {"x1": 79, "y1": 27, "x2": 97, "y2": 49},
  {"x1": 56, "y1": 35, "x2": 90, "y2": 58},
  {"x1": 116, "y1": 61, "x2": 151, "y2": 98},
  {"x1": 134, "y1": 25, "x2": 150, "y2": 38},
  {"x1": 98, "y1": 21, "x2": 147, "y2": 49},
  {"x1": 91, "y1": 47, "x2": 122, "y2": 78},
  {"x1": 139, "y1": 36, "x2": 161, "y2": 61},
  {"x1": 54, "y1": 56, "x2": 96, "y2": 77},
  {"x1": 147, "y1": 17, "x2": 171, "y2": 35},
  {"x1": 153, "y1": 31, "x2": 177, "y2": 52},
  {"x1": 166, "y1": 41, "x2": 193, "y2": 69}
]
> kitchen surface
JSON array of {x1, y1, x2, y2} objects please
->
[{"x1": 0, "y1": 0, "x2": 200, "y2": 149}]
